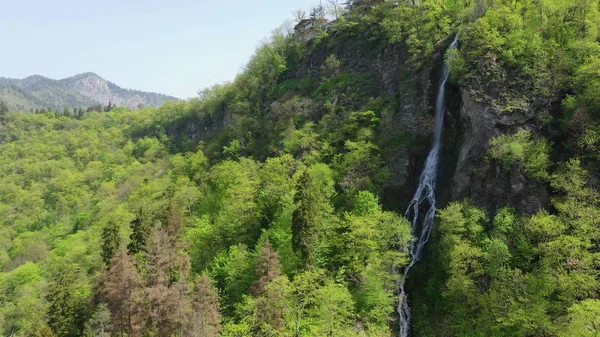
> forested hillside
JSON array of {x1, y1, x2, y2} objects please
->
[
  {"x1": 0, "y1": 0, "x2": 599, "y2": 336},
  {"x1": 0, "y1": 73, "x2": 178, "y2": 112}
]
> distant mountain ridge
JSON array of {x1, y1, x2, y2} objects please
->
[{"x1": 0, "y1": 73, "x2": 179, "y2": 111}]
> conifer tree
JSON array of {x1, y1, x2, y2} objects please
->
[
  {"x1": 83, "y1": 304, "x2": 112, "y2": 337},
  {"x1": 100, "y1": 247, "x2": 143, "y2": 337},
  {"x1": 143, "y1": 206, "x2": 191, "y2": 337},
  {"x1": 292, "y1": 164, "x2": 335, "y2": 264},
  {"x1": 184, "y1": 275, "x2": 222, "y2": 337},
  {"x1": 128, "y1": 210, "x2": 150, "y2": 255},
  {"x1": 46, "y1": 266, "x2": 85, "y2": 337},
  {"x1": 101, "y1": 221, "x2": 120, "y2": 266},
  {"x1": 252, "y1": 239, "x2": 282, "y2": 296},
  {"x1": 0, "y1": 100, "x2": 8, "y2": 115},
  {"x1": 252, "y1": 276, "x2": 290, "y2": 334}
]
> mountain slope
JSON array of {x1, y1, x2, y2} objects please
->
[{"x1": 0, "y1": 73, "x2": 178, "y2": 111}]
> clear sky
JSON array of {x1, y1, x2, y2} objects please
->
[{"x1": 1, "y1": 0, "x2": 319, "y2": 98}]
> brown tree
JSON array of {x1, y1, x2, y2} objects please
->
[
  {"x1": 164, "y1": 203, "x2": 186, "y2": 249},
  {"x1": 99, "y1": 247, "x2": 143, "y2": 337},
  {"x1": 248, "y1": 240, "x2": 288, "y2": 334},
  {"x1": 183, "y1": 275, "x2": 222, "y2": 337},
  {"x1": 143, "y1": 207, "x2": 191, "y2": 337},
  {"x1": 252, "y1": 240, "x2": 282, "y2": 296},
  {"x1": 252, "y1": 276, "x2": 291, "y2": 334}
]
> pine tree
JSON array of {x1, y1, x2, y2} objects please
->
[
  {"x1": 83, "y1": 304, "x2": 113, "y2": 337},
  {"x1": 252, "y1": 240, "x2": 282, "y2": 296},
  {"x1": 252, "y1": 276, "x2": 290, "y2": 334},
  {"x1": 184, "y1": 275, "x2": 222, "y2": 337},
  {"x1": 101, "y1": 221, "x2": 121, "y2": 266},
  {"x1": 100, "y1": 247, "x2": 143, "y2": 337},
  {"x1": 0, "y1": 100, "x2": 8, "y2": 114},
  {"x1": 250, "y1": 241, "x2": 287, "y2": 335},
  {"x1": 144, "y1": 228, "x2": 190, "y2": 337},
  {"x1": 128, "y1": 210, "x2": 150, "y2": 255},
  {"x1": 292, "y1": 165, "x2": 335, "y2": 264},
  {"x1": 164, "y1": 204, "x2": 185, "y2": 249},
  {"x1": 46, "y1": 266, "x2": 85, "y2": 337},
  {"x1": 143, "y1": 207, "x2": 191, "y2": 337}
]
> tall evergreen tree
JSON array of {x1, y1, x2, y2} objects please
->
[
  {"x1": 101, "y1": 221, "x2": 121, "y2": 266},
  {"x1": 292, "y1": 164, "x2": 335, "y2": 264},
  {"x1": 143, "y1": 228, "x2": 190, "y2": 337},
  {"x1": 100, "y1": 247, "x2": 143, "y2": 337},
  {"x1": 127, "y1": 210, "x2": 150, "y2": 255},
  {"x1": 83, "y1": 304, "x2": 113, "y2": 337},
  {"x1": 252, "y1": 239, "x2": 282, "y2": 296},
  {"x1": 252, "y1": 276, "x2": 290, "y2": 334},
  {"x1": 249, "y1": 242, "x2": 287, "y2": 335},
  {"x1": 184, "y1": 275, "x2": 222, "y2": 337},
  {"x1": 143, "y1": 207, "x2": 191, "y2": 337},
  {"x1": 164, "y1": 204, "x2": 185, "y2": 249},
  {"x1": 310, "y1": 3, "x2": 326, "y2": 19},
  {"x1": 105, "y1": 101, "x2": 113, "y2": 112},
  {"x1": 0, "y1": 100, "x2": 8, "y2": 115},
  {"x1": 46, "y1": 266, "x2": 85, "y2": 337}
]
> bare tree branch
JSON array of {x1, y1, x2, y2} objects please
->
[
  {"x1": 293, "y1": 9, "x2": 307, "y2": 22},
  {"x1": 327, "y1": 0, "x2": 343, "y2": 19}
]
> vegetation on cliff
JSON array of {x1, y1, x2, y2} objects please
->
[{"x1": 0, "y1": 0, "x2": 599, "y2": 336}]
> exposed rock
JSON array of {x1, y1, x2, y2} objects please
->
[{"x1": 450, "y1": 87, "x2": 549, "y2": 214}]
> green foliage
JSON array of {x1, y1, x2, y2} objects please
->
[
  {"x1": 561, "y1": 299, "x2": 600, "y2": 337},
  {"x1": 292, "y1": 163, "x2": 336, "y2": 264},
  {"x1": 489, "y1": 130, "x2": 551, "y2": 179},
  {"x1": 100, "y1": 221, "x2": 120, "y2": 266},
  {"x1": 210, "y1": 244, "x2": 256, "y2": 315},
  {"x1": 423, "y1": 156, "x2": 600, "y2": 336},
  {"x1": 0, "y1": 100, "x2": 8, "y2": 114},
  {"x1": 1, "y1": 0, "x2": 599, "y2": 335},
  {"x1": 83, "y1": 304, "x2": 112, "y2": 337},
  {"x1": 445, "y1": 47, "x2": 467, "y2": 84},
  {"x1": 381, "y1": 0, "x2": 452, "y2": 66},
  {"x1": 46, "y1": 266, "x2": 88, "y2": 337}
]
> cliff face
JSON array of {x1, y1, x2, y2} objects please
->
[
  {"x1": 159, "y1": 29, "x2": 550, "y2": 213},
  {"x1": 155, "y1": 15, "x2": 562, "y2": 218},
  {"x1": 292, "y1": 30, "x2": 449, "y2": 204},
  {"x1": 297, "y1": 30, "x2": 554, "y2": 213},
  {"x1": 449, "y1": 87, "x2": 551, "y2": 214}
]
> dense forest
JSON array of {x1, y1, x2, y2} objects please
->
[{"x1": 0, "y1": 0, "x2": 599, "y2": 336}]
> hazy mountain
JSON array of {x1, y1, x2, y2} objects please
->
[{"x1": 0, "y1": 72, "x2": 179, "y2": 111}]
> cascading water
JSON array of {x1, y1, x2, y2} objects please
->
[{"x1": 397, "y1": 33, "x2": 460, "y2": 337}]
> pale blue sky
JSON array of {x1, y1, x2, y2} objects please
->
[{"x1": 0, "y1": 0, "x2": 319, "y2": 98}]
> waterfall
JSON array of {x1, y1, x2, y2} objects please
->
[{"x1": 397, "y1": 33, "x2": 460, "y2": 337}]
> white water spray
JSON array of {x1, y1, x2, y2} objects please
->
[{"x1": 397, "y1": 33, "x2": 460, "y2": 337}]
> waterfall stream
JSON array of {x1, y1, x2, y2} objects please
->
[{"x1": 397, "y1": 33, "x2": 460, "y2": 337}]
